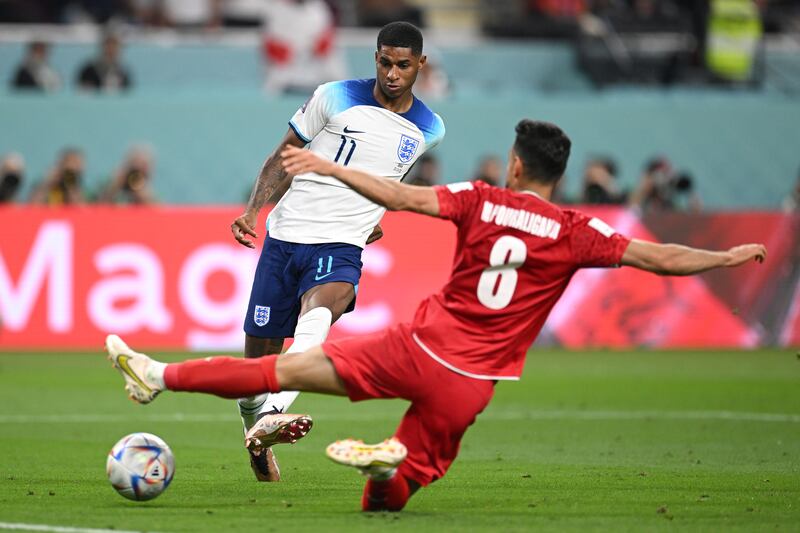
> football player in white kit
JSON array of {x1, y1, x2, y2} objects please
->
[{"x1": 229, "y1": 22, "x2": 446, "y2": 481}]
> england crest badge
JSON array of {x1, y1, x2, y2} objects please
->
[
  {"x1": 397, "y1": 134, "x2": 420, "y2": 164},
  {"x1": 254, "y1": 305, "x2": 270, "y2": 327}
]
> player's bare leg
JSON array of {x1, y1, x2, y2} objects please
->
[{"x1": 239, "y1": 334, "x2": 284, "y2": 481}]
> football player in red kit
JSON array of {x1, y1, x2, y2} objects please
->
[{"x1": 107, "y1": 120, "x2": 766, "y2": 512}]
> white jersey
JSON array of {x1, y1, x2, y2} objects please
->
[{"x1": 267, "y1": 78, "x2": 446, "y2": 248}]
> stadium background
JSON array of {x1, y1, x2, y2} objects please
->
[{"x1": 0, "y1": 1, "x2": 799, "y2": 350}]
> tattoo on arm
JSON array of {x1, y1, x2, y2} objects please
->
[
  {"x1": 247, "y1": 153, "x2": 288, "y2": 211},
  {"x1": 246, "y1": 128, "x2": 305, "y2": 213}
]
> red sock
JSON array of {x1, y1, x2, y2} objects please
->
[
  {"x1": 361, "y1": 474, "x2": 410, "y2": 512},
  {"x1": 163, "y1": 355, "x2": 280, "y2": 399}
]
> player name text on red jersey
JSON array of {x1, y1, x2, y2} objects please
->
[{"x1": 480, "y1": 201, "x2": 561, "y2": 239}]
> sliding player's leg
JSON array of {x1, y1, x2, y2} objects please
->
[
  {"x1": 318, "y1": 325, "x2": 495, "y2": 511},
  {"x1": 106, "y1": 334, "x2": 344, "y2": 456},
  {"x1": 106, "y1": 335, "x2": 347, "y2": 402},
  {"x1": 334, "y1": 376, "x2": 494, "y2": 512}
]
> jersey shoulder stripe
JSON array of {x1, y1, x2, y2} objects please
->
[{"x1": 321, "y1": 79, "x2": 445, "y2": 146}]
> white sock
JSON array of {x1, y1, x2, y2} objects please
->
[
  {"x1": 146, "y1": 360, "x2": 167, "y2": 389},
  {"x1": 238, "y1": 394, "x2": 268, "y2": 432},
  {"x1": 258, "y1": 307, "x2": 332, "y2": 416}
]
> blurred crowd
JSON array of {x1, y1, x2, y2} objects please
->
[
  {"x1": 568, "y1": 155, "x2": 703, "y2": 213},
  {"x1": 0, "y1": 0, "x2": 424, "y2": 28},
  {"x1": 12, "y1": 33, "x2": 132, "y2": 93},
  {"x1": 403, "y1": 152, "x2": 798, "y2": 215},
  {"x1": 5, "y1": 146, "x2": 799, "y2": 213},
  {"x1": 5, "y1": 0, "x2": 450, "y2": 98},
  {"x1": 488, "y1": 0, "x2": 797, "y2": 37},
  {"x1": 1, "y1": 0, "x2": 796, "y2": 211},
  {"x1": 4, "y1": 0, "x2": 793, "y2": 93},
  {"x1": 1, "y1": 1, "x2": 796, "y2": 31},
  {"x1": 0, "y1": 146, "x2": 157, "y2": 206}
]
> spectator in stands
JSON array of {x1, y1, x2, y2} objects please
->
[
  {"x1": 472, "y1": 155, "x2": 503, "y2": 187},
  {"x1": 11, "y1": 41, "x2": 61, "y2": 92},
  {"x1": 406, "y1": 154, "x2": 440, "y2": 187},
  {"x1": 262, "y1": 0, "x2": 345, "y2": 95},
  {"x1": 357, "y1": 0, "x2": 424, "y2": 27},
  {"x1": 155, "y1": 0, "x2": 221, "y2": 29},
  {"x1": 0, "y1": 153, "x2": 25, "y2": 203},
  {"x1": 525, "y1": 0, "x2": 587, "y2": 39},
  {"x1": 534, "y1": 0, "x2": 586, "y2": 18},
  {"x1": 76, "y1": 32, "x2": 132, "y2": 92},
  {"x1": 220, "y1": 0, "x2": 265, "y2": 27},
  {"x1": 99, "y1": 146, "x2": 157, "y2": 205},
  {"x1": 30, "y1": 148, "x2": 87, "y2": 206},
  {"x1": 581, "y1": 156, "x2": 626, "y2": 204},
  {"x1": 629, "y1": 156, "x2": 701, "y2": 213},
  {"x1": 0, "y1": 1, "x2": 56, "y2": 23},
  {"x1": 61, "y1": 0, "x2": 133, "y2": 24},
  {"x1": 783, "y1": 170, "x2": 800, "y2": 212}
]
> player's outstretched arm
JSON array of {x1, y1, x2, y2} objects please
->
[
  {"x1": 621, "y1": 239, "x2": 766, "y2": 276},
  {"x1": 231, "y1": 129, "x2": 306, "y2": 248},
  {"x1": 281, "y1": 145, "x2": 441, "y2": 217}
]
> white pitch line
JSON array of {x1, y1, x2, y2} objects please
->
[
  {"x1": 0, "y1": 410, "x2": 798, "y2": 424},
  {"x1": 0, "y1": 522, "x2": 155, "y2": 533}
]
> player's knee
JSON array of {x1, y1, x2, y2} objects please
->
[
  {"x1": 274, "y1": 350, "x2": 314, "y2": 390},
  {"x1": 275, "y1": 347, "x2": 345, "y2": 395}
]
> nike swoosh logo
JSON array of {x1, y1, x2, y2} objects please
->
[
  {"x1": 343, "y1": 126, "x2": 365, "y2": 134},
  {"x1": 117, "y1": 354, "x2": 153, "y2": 394},
  {"x1": 315, "y1": 272, "x2": 335, "y2": 281}
]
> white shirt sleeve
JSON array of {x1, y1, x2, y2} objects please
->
[{"x1": 288, "y1": 83, "x2": 334, "y2": 143}]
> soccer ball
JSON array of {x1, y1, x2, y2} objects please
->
[{"x1": 106, "y1": 432, "x2": 175, "y2": 501}]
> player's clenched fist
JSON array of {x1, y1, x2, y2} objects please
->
[
  {"x1": 231, "y1": 212, "x2": 259, "y2": 249},
  {"x1": 725, "y1": 244, "x2": 767, "y2": 266}
]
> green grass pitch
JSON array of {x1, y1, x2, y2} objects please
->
[{"x1": 0, "y1": 349, "x2": 798, "y2": 532}]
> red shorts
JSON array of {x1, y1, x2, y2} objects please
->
[{"x1": 322, "y1": 323, "x2": 495, "y2": 487}]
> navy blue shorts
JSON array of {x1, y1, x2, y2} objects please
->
[{"x1": 244, "y1": 235, "x2": 363, "y2": 339}]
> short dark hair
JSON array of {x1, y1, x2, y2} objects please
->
[
  {"x1": 377, "y1": 22, "x2": 423, "y2": 56},
  {"x1": 513, "y1": 120, "x2": 571, "y2": 184}
]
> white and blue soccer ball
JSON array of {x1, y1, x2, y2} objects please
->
[{"x1": 106, "y1": 432, "x2": 175, "y2": 501}]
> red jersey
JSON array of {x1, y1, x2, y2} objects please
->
[{"x1": 410, "y1": 181, "x2": 631, "y2": 380}]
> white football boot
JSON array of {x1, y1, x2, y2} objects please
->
[
  {"x1": 326, "y1": 438, "x2": 407, "y2": 478},
  {"x1": 105, "y1": 334, "x2": 163, "y2": 404}
]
